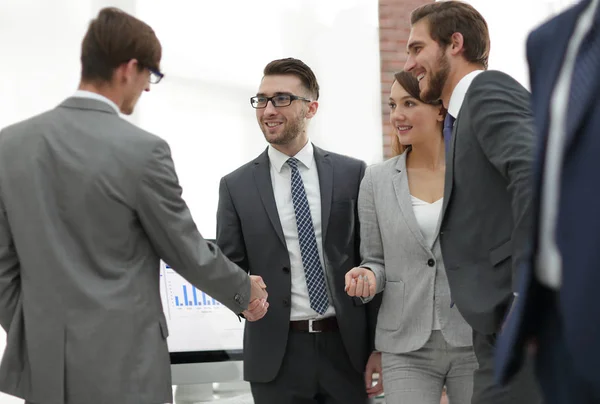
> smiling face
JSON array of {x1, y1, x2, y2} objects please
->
[
  {"x1": 404, "y1": 19, "x2": 452, "y2": 104},
  {"x1": 255, "y1": 74, "x2": 318, "y2": 150},
  {"x1": 389, "y1": 79, "x2": 444, "y2": 148}
]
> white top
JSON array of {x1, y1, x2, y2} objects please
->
[
  {"x1": 412, "y1": 195, "x2": 443, "y2": 329},
  {"x1": 447, "y1": 70, "x2": 484, "y2": 119},
  {"x1": 268, "y1": 141, "x2": 334, "y2": 320},
  {"x1": 73, "y1": 90, "x2": 120, "y2": 114},
  {"x1": 537, "y1": 0, "x2": 600, "y2": 290}
]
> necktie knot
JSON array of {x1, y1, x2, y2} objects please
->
[{"x1": 286, "y1": 157, "x2": 299, "y2": 170}]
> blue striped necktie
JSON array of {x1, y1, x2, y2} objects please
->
[{"x1": 286, "y1": 157, "x2": 329, "y2": 315}]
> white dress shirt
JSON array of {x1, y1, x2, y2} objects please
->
[
  {"x1": 411, "y1": 195, "x2": 443, "y2": 329},
  {"x1": 537, "y1": 0, "x2": 600, "y2": 290},
  {"x1": 73, "y1": 90, "x2": 120, "y2": 114},
  {"x1": 447, "y1": 70, "x2": 484, "y2": 118},
  {"x1": 268, "y1": 141, "x2": 335, "y2": 320}
]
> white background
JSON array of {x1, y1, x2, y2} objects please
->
[{"x1": 0, "y1": 0, "x2": 581, "y2": 402}]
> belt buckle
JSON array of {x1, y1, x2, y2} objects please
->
[{"x1": 308, "y1": 319, "x2": 322, "y2": 333}]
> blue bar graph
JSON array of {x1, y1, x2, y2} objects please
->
[{"x1": 172, "y1": 282, "x2": 221, "y2": 307}]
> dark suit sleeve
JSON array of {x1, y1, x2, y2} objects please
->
[
  {"x1": 466, "y1": 72, "x2": 535, "y2": 292},
  {"x1": 216, "y1": 177, "x2": 249, "y2": 272},
  {"x1": 0, "y1": 191, "x2": 20, "y2": 332},
  {"x1": 355, "y1": 161, "x2": 381, "y2": 352},
  {"x1": 136, "y1": 140, "x2": 251, "y2": 314}
]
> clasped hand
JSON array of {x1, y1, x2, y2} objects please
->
[{"x1": 243, "y1": 275, "x2": 269, "y2": 321}]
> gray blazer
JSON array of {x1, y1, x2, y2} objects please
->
[
  {"x1": 0, "y1": 98, "x2": 251, "y2": 404},
  {"x1": 359, "y1": 152, "x2": 472, "y2": 354},
  {"x1": 216, "y1": 146, "x2": 381, "y2": 383},
  {"x1": 440, "y1": 71, "x2": 535, "y2": 335}
]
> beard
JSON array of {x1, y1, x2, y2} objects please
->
[
  {"x1": 261, "y1": 110, "x2": 306, "y2": 146},
  {"x1": 421, "y1": 50, "x2": 450, "y2": 103}
]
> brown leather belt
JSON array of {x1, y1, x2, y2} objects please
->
[{"x1": 289, "y1": 317, "x2": 339, "y2": 333}]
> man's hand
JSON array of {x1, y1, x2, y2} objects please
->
[
  {"x1": 244, "y1": 275, "x2": 268, "y2": 322},
  {"x1": 250, "y1": 275, "x2": 267, "y2": 300},
  {"x1": 344, "y1": 267, "x2": 376, "y2": 297},
  {"x1": 365, "y1": 351, "x2": 383, "y2": 398}
]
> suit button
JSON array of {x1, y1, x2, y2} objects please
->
[
  {"x1": 427, "y1": 259, "x2": 435, "y2": 267},
  {"x1": 234, "y1": 293, "x2": 242, "y2": 304},
  {"x1": 282, "y1": 266, "x2": 290, "y2": 273},
  {"x1": 283, "y1": 299, "x2": 290, "y2": 307}
]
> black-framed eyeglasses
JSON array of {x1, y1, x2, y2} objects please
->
[
  {"x1": 147, "y1": 67, "x2": 164, "y2": 84},
  {"x1": 250, "y1": 94, "x2": 311, "y2": 109}
]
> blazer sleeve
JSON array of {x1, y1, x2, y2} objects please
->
[
  {"x1": 466, "y1": 71, "x2": 535, "y2": 292},
  {"x1": 0, "y1": 189, "x2": 20, "y2": 332},
  {"x1": 135, "y1": 140, "x2": 251, "y2": 314},
  {"x1": 358, "y1": 166, "x2": 386, "y2": 294},
  {"x1": 355, "y1": 161, "x2": 382, "y2": 351}
]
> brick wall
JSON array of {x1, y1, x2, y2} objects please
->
[{"x1": 379, "y1": 0, "x2": 434, "y2": 158}]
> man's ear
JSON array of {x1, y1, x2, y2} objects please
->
[
  {"x1": 305, "y1": 100, "x2": 319, "y2": 119},
  {"x1": 449, "y1": 32, "x2": 465, "y2": 57}
]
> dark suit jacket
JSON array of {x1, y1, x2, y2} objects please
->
[
  {"x1": 216, "y1": 145, "x2": 380, "y2": 383},
  {"x1": 496, "y1": 0, "x2": 600, "y2": 385},
  {"x1": 440, "y1": 71, "x2": 535, "y2": 335}
]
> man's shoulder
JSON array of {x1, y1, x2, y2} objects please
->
[
  {"x1": 315, "y1": 146, "x2": 366, "y2": 169},
  {"x1": 470, "y1": 70, "x2": 524, "y2": 91}
]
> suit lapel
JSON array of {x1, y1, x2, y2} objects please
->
[
  {"x1": 252, "y1": 149, "x2": 286, "y2": 247},
  {"x1": 565, "y1": 2, "x2": 600, "y2": 148},
  {"x1": 532, "y1": 0, "x2": 591, "y2": 203},
  {"x1": 313, "y1": 145, "x2": 333, "y2": 242},
  {"x1": 392, "y1": 153, "x2": 430, "y2": 252}
]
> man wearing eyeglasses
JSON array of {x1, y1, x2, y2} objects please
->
[
  {"x1": 216, "y1": 57, "x2": 381, "y2": 404},
  {"x1": 0, "y1": 8, "x2": 267, "y2": 404}
]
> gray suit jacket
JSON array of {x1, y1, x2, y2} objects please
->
[
  {"x1": 0, "y1": 97, "x2": 251, "y2": 404},
  {"x1": 216, "y1": 146, "x2": 381, "y2": 383},
  {"x1": 359, "y1": 153, "x2": 472, "y2": 354},
  {"x1": 440, "y1": 71, "x2": 535, "y2": 335}
]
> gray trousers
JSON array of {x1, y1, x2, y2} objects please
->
[{"x1": 381, "y1": 330, "x2": 477, "y2": 404}]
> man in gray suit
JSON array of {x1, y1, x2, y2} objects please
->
[
  {"x1": 216, "y1": 58, "x2": 381, "y2": 404},
  {"x1": 403, "y1": 2, "x2": 541, "y2": 403},
  {"x1": 0, "y1": 8, "x2": 267, "y2": 404}
]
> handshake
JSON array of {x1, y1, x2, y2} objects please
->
[{"x1": 244, "y1": 275, "x2": 269, "y2": 322}]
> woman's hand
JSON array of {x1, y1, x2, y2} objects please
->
[{"x1": 344, "y1": 267, "x2": 376, "y2": 297}]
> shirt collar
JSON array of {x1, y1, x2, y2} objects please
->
[
  {"x1": 73, "y1": 90, "x2": 120, "y2": 114},
  {"x1": 268, "y1": 140, "x2": 314, "y2": 173},
  {"x1": 447, "y1": 70, "x2": 484, "y2": 118}
]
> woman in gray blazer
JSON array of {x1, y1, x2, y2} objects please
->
[{"x1": 346, "y1": 71, "x2": 476, "y2": 404}]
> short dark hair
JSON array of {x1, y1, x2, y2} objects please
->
[
  {"x1": 263, "y1": 58, "x2": 320, "y2": 100},
  {"x1": 411, "y1": 1, "x2": 490, "y2": 69},
  {"x1": 391, "y1": 71, "x2": 444, "y2": 156},
  {"x1": 80, "y1": 7, "x2": 162, "y2": 83}
]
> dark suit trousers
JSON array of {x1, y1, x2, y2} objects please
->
[
  {"x1": 535, "y1": 293, "x2": 600, "y2": 404},
  {"x1": 250, "y1": 329, "x2": 371, "y2": 404},
  {"x1": 472, "y1": 329, "x2": 542, "y2": 404}
]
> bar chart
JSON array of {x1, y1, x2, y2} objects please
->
[
  {"x1": 173, "y1": 284, "x2": 221, "y2": 308},
  {"x1": 158, "y1": 260, "x2": 245, "y2": 352},
  {"x1": 160, "y1": 262, "x2": 225, "y2": 314}
]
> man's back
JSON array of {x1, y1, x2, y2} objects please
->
[{"x1": 0, "y1": 98, "x2": 250, "y2": 404}]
